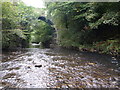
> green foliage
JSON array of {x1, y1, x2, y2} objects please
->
[
  {"x1": 2, "y1": 1, "x2": 41, "y2": 49},
  {"x1": 46, "y1": 2, "x2": 120, "y2": 54},
  {"x1": 86, "y1": 2, "x2": 120, "y2": 29},
  {"x1": 2, "y1": 30, "x2": 26, "y2": 49},
  {"x1": 78, "y1": 39, "x2": 120, "y2": 55},
  {"x1": 94, "y1": 40, "x2": 120, "y2": 54},
  {"x1": 2, "y1": 2, "x2": 20, "y2": 29},
  {"x1": 2, "y1": 1, "x2": 120, "y2": 55},
  {"x1": 30, "y1": 21, "x2": 54, "y2": 45}
]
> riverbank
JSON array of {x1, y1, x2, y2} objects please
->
[
  {"x1": 58, "y1": 39, "x2": 120, "y2": 56},
  {"x1": 79, "y1": 40, "x2": 120, "y2": 56},
  {"x1": 55, "y1": 40, "x2": 120, "y2": 60}
]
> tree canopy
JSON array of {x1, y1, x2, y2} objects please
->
[
  {"x1": 1, "y1": 1, "x2": 120, "y2": 55},
  {"x1": 46, "y1": 2, "x2": 120, "y2": 54}
]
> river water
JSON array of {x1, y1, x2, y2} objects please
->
[{"x1": 1, "y1": 48, "x2": 120, "y2": 88}]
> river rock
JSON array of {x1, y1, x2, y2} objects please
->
[
  {"x1": 27, "y1": 66, "x2": 31, "y2": 68},
  {"x1": 35, "y1": 65, "x2": 42, "y2": 68}
]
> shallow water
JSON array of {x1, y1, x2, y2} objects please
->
[{"x1": 1, "y1": 48, "x2": 120, "y2": 88}]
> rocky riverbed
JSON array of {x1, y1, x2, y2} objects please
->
[{"x1": 1, "y1": 48, "x2": 120, "y2": 89}]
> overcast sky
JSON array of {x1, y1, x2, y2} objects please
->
[{"x1": 21, "y1": 0, "x2": 46, "y2": 8}]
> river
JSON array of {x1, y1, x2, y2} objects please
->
[{"x1": 1, "y1": 48, "x2": 120, "y2": 88}]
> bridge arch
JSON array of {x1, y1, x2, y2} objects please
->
[{"x1": 38, "y1": 16, "x2": 54, "y2": 25}]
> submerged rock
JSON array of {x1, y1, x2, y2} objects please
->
[{"x1": 35, "y1": 65, "x2": 42, "y2": 68}]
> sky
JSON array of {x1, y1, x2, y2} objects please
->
[{"x1": 21, "y1": 0, "x2": 46, "y2": 8}]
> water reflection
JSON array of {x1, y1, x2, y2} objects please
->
[{"x1": 1, "y1": 48, "x2": 120, "y2": 88}]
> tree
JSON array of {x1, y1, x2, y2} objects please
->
[
  {"x1": 30, "y1": 20, "x2": 54, "y2": 48},
  {"x1": 2, "y1": 1, "x2": 40, "y2": 49},
  {"x1": 46, "y1": 2, "x2": 120, "y2": 54}
]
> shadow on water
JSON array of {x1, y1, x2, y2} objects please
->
[{"x1": 1, "y1": 47, "x2": 120, "y2": 88}]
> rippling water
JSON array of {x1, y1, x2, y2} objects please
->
[{"x1": 1, "y1": 48, "x2": 120, "y2": 88}]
